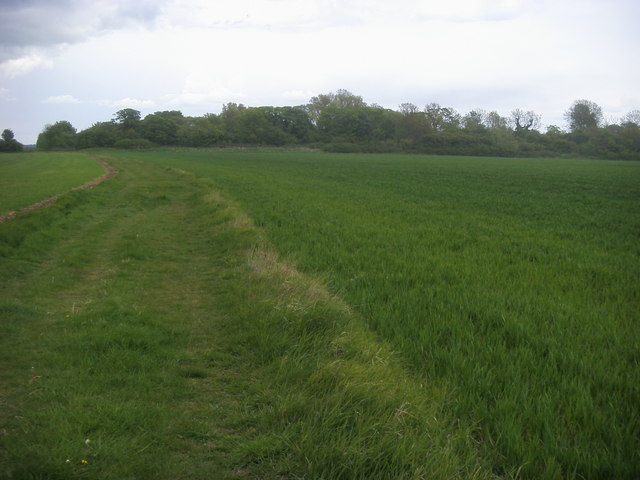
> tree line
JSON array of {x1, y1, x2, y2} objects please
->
[{"x1": 29, "y1": 90, "x2": 640, "y2": 159}]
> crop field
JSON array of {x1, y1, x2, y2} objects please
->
[
  {"x1": 0, "y1": 153, "x2": 104, "y2": 214},
  {"x1": 130, "y1": 149, "x2": 640, "y2": 478},
  {"x1": 1, "y1": 149, "x2": 638, "y2": 479}
]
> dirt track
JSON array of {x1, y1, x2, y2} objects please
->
[{"x1": 0, "y1": 157, "x2": 117, "y2": 224}]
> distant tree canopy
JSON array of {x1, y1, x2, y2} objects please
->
[
  {"x1": 140, "y1": 111, "x2": 184, "y2": 145},
  {"x1": 0, "y1": 128, "x2": 23, "y2": 152},
  {"x1": 36, "y1": 92, "x2": 640, "y2": 159},
  {"x1": 306, "y1": 89, "x2": 367, "y2": 125},
  {"x1": 114, "y1": 108, "x2": 142, "y2": 130},
  {"x1": 621, "y1": 110, "x2": 640, "y2": 127},
  {"x1": 565, "y1": 99, "x2": 603, "y2": 131},
  {"x1": 511, "y1": 109, "x2": 541, "y2": 133},
  {"x1": 36, "y1": 121, "x2": 77, "y2": 150}
]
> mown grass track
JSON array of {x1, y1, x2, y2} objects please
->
[
  {"x1": 1, "y1": 157, "x2": 258, "y2": 478},
  {"x1": 0, "y1": 154, "x2": 501, "y2": 479}
]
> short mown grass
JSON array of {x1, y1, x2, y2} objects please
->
[{"x1": 0, "y1": 154, "x2": 500, "y2": 479}]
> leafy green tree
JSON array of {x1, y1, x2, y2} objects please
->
[
  {"x1": 462, "y1": 110, "x2": 487, "y2": 132},
  {"x1": 140, "y1": 111, "x2": 185, "y2": 145},
  {"x1": 306, "y1": 89, "x2": 366, "y2": 124},
  {"x1": 114, "y1": 108, "x2": 142, "y2": 130},
  {"x1": 76, "y1": 122, "x2": 119, "y2": 148},
  {"x1": 541, "y1": 126, "x2": 572, "y2": 154},
  {"x1": 2, "y1": 129, "x2": 14, "y2": 142},
  {"x1": 565, "y1": 100, "x2": 603, "y2": 131},
  {"x1": 484, "y1": 111, "x2": 509, "y2": 130},
  {"x1": 618, "y1": 122, "x2": 640, "y2": 159},
  {"x1": 396, "y1": 103, "x2": 429, "y2": 146},
  {"x1": 318, "y1": 106, "x2": 373, "y2": 143},
  {"x1": 0, "y1": 128, "x2": 23, "y2": 152},
  {"x1": 424, "y1": 103, "x2": 461, "y2": 131},
  {"x1": 220, "y1": 103, "x2": 247, "y2": 142},
  {"x1": 181, "y1": 114, "x2": 226, "y2": 146},
  {"x1": 236, "y1": 107, "x2": 291, "y2": 145},
  {"x1": 36, "y1": 121, "x2": 77, "y2": 150},
  {"x1": 365, "y1": 106, "x2": 398, "y2": 143},
  {"x1": 265, "y1": 106, "x2": 314, "y2": 142}
]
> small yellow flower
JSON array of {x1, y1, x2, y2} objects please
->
[{"x1": 81, "y1": 459, "x2": 88, "y2": 465}]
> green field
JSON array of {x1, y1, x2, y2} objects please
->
[
  {"x1": 0, "y1": 153, "x2": 104, "y2": 214},
  {"x1": 129, "y1": 150, "x2": 640, "y2": 478},
  {"x1": 1, "y1": 150, "x2": 638, "y2": 479}
]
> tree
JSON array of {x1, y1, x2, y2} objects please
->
[
  {"x1": 114, "y1": 108, "x2": 142, "y2": 130},
  {"x1": 181, "y1": 114, "x2": 226, "y2": 147},
  {"x1": 399, "y1": 103, "x2": 419, "y2": 115},
  {"x1": 485, "y1": 111, "x2": 509, "y2": 130},
  {"x1": 365, "y1": 106, "x2": 398, "y2": 143},
  {"x1": 510, "y1": 109, "x2": 541, "y2": 132},
  {"x1": 220, "y1": 103, "x2": 247, "y2": 142},
  {"x1": 306, "y1": 90, "x2": 366, "y2": 124},
  {"x1": 140, "y1": 111, "x2": 185, "y2": 145},
  {"x1": 264, "y1": 106, "x2": 313, "y2": 142},
  {"x1": 462, "y1": 109, "x2": 487, "y2": 132},
  {"x1": 0, "y1": 128, "x2": 23, "y2": 152},
  {"x1": 318, "y1": 106, "x2": 373, "y2": 143},
  {"x1": 565, "y1": 100, "x2": 603, "y2": 131},
  {"x1": 2, "y1": 129, "x2": 14, "y2": 142},
  {"x1": 621, "y1": 110, "x2": 640, "y2": 127},
  {"x1": 397, "y1": 103, "x2": 429, "y2": 145},
  {"x1": 424, "y1": 103, "x2": 460, "y2": 131},
  {"x1": 36, "y1": 121, "x2": 77, "y2": 150},
  {"x1": 76, "y1": 121, "x2": 119, "y2": 148},
  {"x1": 236, "y1": 107, "x2": 290, "y2": 145}
]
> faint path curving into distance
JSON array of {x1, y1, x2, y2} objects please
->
[{"x1": 0, "y1": 157, "x2": 118, "y2": 224}]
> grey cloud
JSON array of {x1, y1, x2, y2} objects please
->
[{"x1": 0, "y1": 0, "x2": 167, "y2": 61}]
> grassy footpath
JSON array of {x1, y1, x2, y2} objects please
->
[
  {"x1": 0, "y1": 153, "x2": 105, "y2": 214},
  {"x1": 0, "y1": 155, "x2": 500, "y2": 479}
]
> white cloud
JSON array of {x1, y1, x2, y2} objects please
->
[
  {"x1": 411, "y1": 0, "x2": 525, "y2": 21},
  {"x1": 0, "y1": 87, "x2": 16, "y2": 101},
  {"x1": 163, "y1": 88, "x2": 245, "y2": 106},
  {"x1": 282, "y1": 90, "x2": 315, "y2": 101},
  {"x1": 99, "y1": 98, "x2": 156, "y2": 109},
  {"x1": 158, "y1": 0, "x2": 526, "y2": 32},
  {"x1": 0, "y1": 54, "x2": 52, "y2": 78},
  {"x1": 159, "y1": 0, "x2": 326, "y2": 30},
  {"x1": 44, "y1": 94, "x2": 80, "y2": 104}
]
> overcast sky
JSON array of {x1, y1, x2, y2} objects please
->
[{"x1": 1, "y1": 0, "x2": 638, "y2": 144}]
